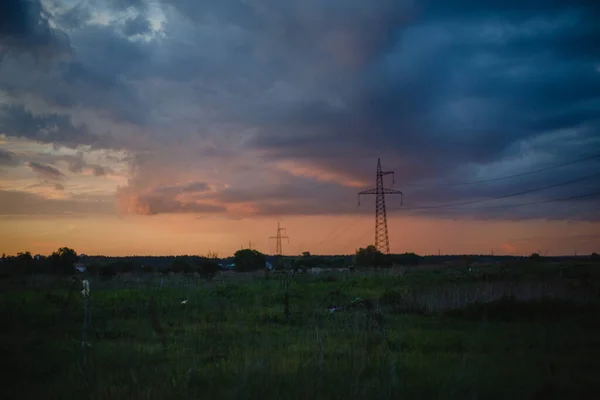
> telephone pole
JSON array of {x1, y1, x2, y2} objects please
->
[
  {"x1": 358, "y1": 158, "x2": 403, "y2": 254},
  {"x1": 269, "y1": 221, "x2": 289, "y2": 256}
]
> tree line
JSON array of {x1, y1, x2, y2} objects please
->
[
  {"x1": 0, "y1": 246, "x2": 420, "y2": 278},
  {"x1": 4, "y1": 245, "x2": 592, "y2": 280}
]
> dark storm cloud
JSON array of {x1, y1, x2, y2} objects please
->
[
  {"x1": 0, "y1": 0, "x2": 71, "y2": 57},
  {"x1": 421, "y1": 0, "x2": 600, "y2": 19},
  {"x1": 27, "y1": 161, "x2": 66, "y2": 180},
  {"x1": 240, "y1": 0, "x2": 600, "y2": 220},
  {"x1": 56, "y1": 6, "x2": 89, "y2": 30},
  {"x1": 0, "y1": 14, "x2": 155, "y2": 129},
  {"x1": 0, "y1": 0, "x2": 599, "y2": 221},
  {"x1": 0, "y1": 105, "x2": 102, "y2": 148}
]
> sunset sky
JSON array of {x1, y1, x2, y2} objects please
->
[{"x1": 1, "y1": 0, "x2": 599, "y2": 257}]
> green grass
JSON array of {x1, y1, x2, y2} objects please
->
[{"x1": 1, "y1": 263, "x2": 599, "y2": 399}]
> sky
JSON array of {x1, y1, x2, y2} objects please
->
[{"x1": 0, "y1": 0, "x2": 599, "y2": 257}]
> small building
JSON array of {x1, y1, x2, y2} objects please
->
[{"x1": 74, "y1": 263, "x2": 87, "y2": 273}]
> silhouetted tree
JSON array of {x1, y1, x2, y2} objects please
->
[
  {"x1": 49, "y1": 247, "x2": 79, "y2": 275},
  {"x1": 197, "y1": 258, "x2": 219, "y2": 280},
  {"x1": 234, "y1": 249, "x2": 266, "y2": 272},
  {"x1": 530, "y1": 253, "x2": 542, "y2": 261},
  {"x1": 354, "y1": 245, "x2": 384, "y2": 267},
  {"x1": 15, "y1": 252, "x2": 35, "y2": 274}
]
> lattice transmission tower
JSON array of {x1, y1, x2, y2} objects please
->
[
  {"x1": 269, "y1": 221, "x2": 289, "y2": 256},
  {"x1": 357, "y1": 158, "x2": 403, "y2": 254}
]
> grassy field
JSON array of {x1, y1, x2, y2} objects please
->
[{"x1": 1, "y1": 261, "x2": 599, "y2": 400}]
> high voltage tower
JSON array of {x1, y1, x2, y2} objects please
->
[
  {"x1": 269, "y1": 221, "x2": 289, "y2": 256},
  {"x1": 358, "y1": 158, "x2": 403, "y2": 254},
  {"x1": 241, "y1": 240, "x2": 255, "y2": 250}
]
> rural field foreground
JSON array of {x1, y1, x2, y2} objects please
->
[{"x1": 2, "y1": 261, "x2": 600, "y2": 400}]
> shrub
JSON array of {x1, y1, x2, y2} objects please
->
[
  {"x1": 234, "y1": 249, "x2": 266, "y2": 272},
  {"x1": 354, "y1": 245, "x2": 384, "y2": 267},
  {"x1": 530, "y1": 253, "x2": 542, "y2": 261},
  {"x1": 198, "y1": 258, "x2": 219, "y2": 280}
]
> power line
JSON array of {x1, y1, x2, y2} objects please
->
[
  {"x1": 474, "y1": 191, "x2": 600, "y2": 210},
  {"x1": 305, "y1": 216, "x2": 367, "y2": 254},
  {"x1": 404, "y1": 153, "x2": 600, "y2": 188},
  {"x1": 401, "y1": 171, "x2": 600, "y2": 210},
  {"x1": 405, "y1": 191, "x2": 600, "y2": 212},
  {"x1": 310, "y1": 216, "x2": 354, "y2": 248}
]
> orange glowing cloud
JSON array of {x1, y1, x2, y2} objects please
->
[{"x1": 275, "y1": 160, "x2": 367, "y2": 188}]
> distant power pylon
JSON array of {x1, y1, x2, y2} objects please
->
[
  {"x1": 358, "y1": 158, "x2": 403, "y2": 254},
  {"x1": 269, "y1": 221, "x2": 289, "y2": 256},
  {"x1": 240, "y1": 241, "x2": 255, "y2": 250}
]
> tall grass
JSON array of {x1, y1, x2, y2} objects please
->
[{"x1": 1, "y1": 263, "x2": 599, "y2": 399}]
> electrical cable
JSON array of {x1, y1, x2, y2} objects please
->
[
  {"x1": 403, "y1": 191, "x2": 600, "y2": 212},
  {"x1": 403, "y1": 153, "x2": 600, "y2": 188},
  {"x1": 400, "y1": 171, "x2": 600, "y2": 210}
]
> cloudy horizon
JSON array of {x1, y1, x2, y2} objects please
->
[{"x1": 1, "y1": 0, "x2": 599, "y2": 257}]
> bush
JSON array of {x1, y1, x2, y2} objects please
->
[
  {"x1": 234, "y1": 249, "x2": 266, "y2": 272},
  {"x1": 530, "y1": 253, "x2": 542, "y2": 261},
  {"x1": 48, "y1": 247, "x2": 78, "y2": 275},
  {"x1": 198, "y1": 258, "x2": 219, "y2": 280}
]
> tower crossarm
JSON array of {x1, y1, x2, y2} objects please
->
[
  {"x1": 269, "y1": 236, "x2": 289, "y2": 241},
  {"x1": 358, "y1": 188, "x2": 403, "y2": 205},
  {"x1": 380, "y1": 170, "x2": 395, "y2": 182},
  {"x1": 358, "y1": 188, "x2": 378, "y2": 195}
]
